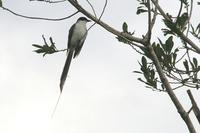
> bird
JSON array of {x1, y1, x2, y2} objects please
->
[
  {"x1": 52, "y1": 17, "x2": 90, "y2": 117},
  {"x1": 60, "y1": 17, "x2": 91, "y2": 92}
]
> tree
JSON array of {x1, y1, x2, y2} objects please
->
[{"x1": 0, "y1": 0, "x2": 199, "y2": 133}]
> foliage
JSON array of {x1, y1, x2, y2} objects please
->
[
  {"x1": 124, "y1": 1, "x2": 200, "y2": 91},
  {"x1": 32, "y1": 35, "x2": 58, "y2": 57},
  {"x1": 162, "y1": 13, "x2": 188, "y2": 36},
  {"x1": 136, "y1": 0, "x2": 148, "y2": 14},
  {"x1": 116, "y1": 22, "x2": 134, "y2": 44},
  {"x1": 0, "y1": 0, "x2": 2, "y2": 7}
]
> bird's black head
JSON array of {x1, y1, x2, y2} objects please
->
[{"x1": 77, "y1": 17, "x2": 91, "y2": 22}]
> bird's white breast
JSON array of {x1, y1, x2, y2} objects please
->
[{"x1": 70, "y1": 21, "x2": 87, "y2": 47}]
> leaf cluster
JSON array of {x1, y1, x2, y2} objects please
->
[
  {"x1": 116, "y1": 1, "x2": 200, "y2": 91},
  {"x1": 136, "y1": 0, "x2": 148, "y2": 15},
  {"x1": 136, "y1": 36, "x2": 200, "y2": 90},
  {"x1": 136, "y1": 56, "x2": 157, "y2": 89},
  {"x1": 116, "y1": 22, "x2": 134, "y2": 44},
  {"x1": 32, "y1": 35, "x2": 57, "y2": 57},
  {"x1": 136, "y1": 36, "x2": 179, "y2": 90},
  {"x1": 162, "y1": 13, "x2": 188, "y2": 36},
  {"x1": 182, "y1": 58, "x2": 200, "y2": 89},
  {"x1": 0, "y1": 0, "x2": 2, "y2": 7}
]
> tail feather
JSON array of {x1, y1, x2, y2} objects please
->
[{"x1": 60, "y1": 50, "x2": 73, "y2": 92}]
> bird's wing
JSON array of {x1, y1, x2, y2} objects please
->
[
  {"x1": 73, "y1": 32, "x2": 87, "y2": 58},
  {"x1": 68, "y1": 24, "x2": 76, "y2": 49},
  {"x1": 60, "y1": 50, "x2": 73, "y2": 92}
]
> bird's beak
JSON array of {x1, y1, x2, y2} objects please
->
[{"x1": 87, "y1": 19, "x2": 91, "y2": 22}]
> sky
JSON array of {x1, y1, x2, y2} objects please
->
[{"x1": 0, "y1": 0, "x2": 199, "y2": 133}]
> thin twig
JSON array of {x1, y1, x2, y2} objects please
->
[
  {"x1": 176, "y1": 0, "x2": 183, "y2": 24},
  {"x1": 175, "y1": 50, "x2": 187, "y2": 64},
  {"x1": 55, "y1": 48, "x2": 68, "y2": 53},
  {"x1": 85, "y1": 0, "x2": 97, "y2": 18},
  {"x1": 172, "y1": 84, "x2": 184, "y2": 90},
  {"x1": 131, "y1": 46, "x2": 144, "y2": 55},
  {"x1": 88, "y1": 0, "x2": 108, "y2": 30},
  {"x1": 2, "y1": 6, "x2": 78, "y2": 21},
  {"x1": 30, "y1": 0, "x2": 66, "y2": 3},
  {"x1": 150, "y1": 0, "x2": 158, "y2": 31},
  {"x1": 187, "y1": 90, "x2": 200, "y2": 124},
  {"x1": 145, "y1": 0, "x2": 152, "y2": 43}
]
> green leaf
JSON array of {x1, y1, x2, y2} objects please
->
[
  {"x1": 172, "y1": 53, "x2": 177, "y2": 66},
  {"x1": 154, "y1": 43, "x2": 164, "y2": 61},
  {"x1": 181, "y1": 78, "x2": 189, "y2": 84},
  {"x1": 196, "y1": 23, "x2": 200, "y2": 34},
  {"x1": 122, "y1": 22, "x2": 128, "y2": 33},
  {"x1": 116, "y1": 36, "x2": 130, "y2": 44},
  {"x1": 176, "y1": 13, "x2": 188, "y2": 31},
  {"x1": 163, "y1": 19, "x2": 180, "y2": 35},
  {"x1": 162, "y1": 28, "x2": 176, "y2": 36},
  {"x1": 174, "y1": 48, "x2": 179, "y2": 53},
  {"x1": 34, "y1": 49, "x2": 45, "y2": 54},
  {"x1": 191, "y1": 25, "x2": 195, "y2": 33},
  {"x1": 165, "y1": 36, "x2": 174, "y2": 54},
  {"x1": 133, "y1": 71, "x2": 143, "y2": 74},
  {"x1": 142, "y1": 56, "x2": 147, "y2": 68},
  {"x1": 193, "y1": 58, "x2": 198, "y2": 68},
  {"x1": 49, "y1": 37, "x2": 56, "y2": 48},
  {"x1": 150, "y1": 70, "x2": 155, "y2": 79},
  {"x1": 136, "y1": 8, "x2": 147, "y2": 14},
  {"x1": 32, "y1": 36, "x2": 58, "y2": 56},
  {"x1": 158, "y1": 38, "x2": 165, "y2": 50},
  {"x1": 196, "y1": 84, "x2": 199, "y2": 90},
  {"x1": 0, "y1": 0, "x2": 2, "y2": 7},
  {"x1": 32, "y1": 44, "x2": 43, "y2": 49},
  {"x1": 137, "y1": 78, "x2": 146, "y2": 84},
  {"x1": 179, "y1": 0, "x2": 188, "y2": 5},
  {"x1": 183, "y1": 60, "x2": 189, "y2": 74}
]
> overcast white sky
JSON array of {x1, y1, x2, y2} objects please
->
[{"x1": 0, "y1": 0, "x2": 199, "y2": 133}]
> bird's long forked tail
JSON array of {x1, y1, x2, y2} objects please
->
[
  {"x1": 51, "y1": 93, "x2": 62, "y2": 118},
  {"x1": 60, "y1": 50, "x2": 73, "y2": 92},
  {"x1": 51, "y1": 50, "x2": 73, "y2": 118}
]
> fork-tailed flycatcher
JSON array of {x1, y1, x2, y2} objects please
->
[
  {"x1": 60, "y1": 17, "x2": 91, "y2": 92},
  {"x1": 52, "y1": 17, "x2": 90, "y2": 117}
]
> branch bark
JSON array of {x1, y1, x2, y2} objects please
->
[
  {"x1": 187, "y1": 90, "x2": 200, "y2": 124},
  {"x1": 145, "y1": 1, "x2": 196, "y2": 133}
]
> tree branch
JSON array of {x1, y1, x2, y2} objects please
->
[
  {"x1": 187, "y1": 90, "x2": 200, "y2": 124},
  {"x1": 144, "y1": 0, "x2": 152, "y2": 43},
  {"x1": 85, "y1": 0, "x2": 97, "y2": 18},
  {"x1": 146, "y1": 43, "x2": 196, "y2": 133},
  {"x1": 186, "y1": 0, "x2": 194, "y2": 36},
  {"x1": 143, "y1": 1, "x2": 197, "y2": 132},
  {"x1": 68, "y1": 0, "x2": 144, "y2": 46},
  {"x1": 29, "y1": 0, "x2": 67, "y2": 3},
  {"x1": 88, "y1": 0, "x2": 107, "y2": 30},
  {"x1": 150, "y1": 1, "x2": 158, "y2": 31}
]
